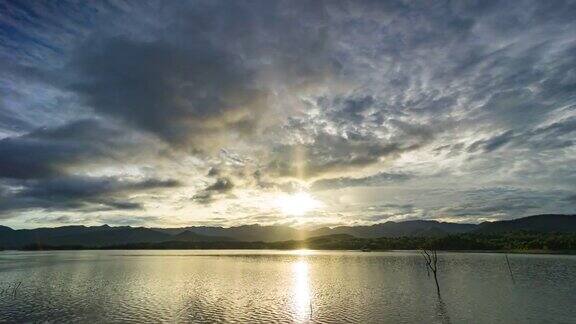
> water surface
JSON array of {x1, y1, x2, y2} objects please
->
[{"x1": 0, "y1": 250, "x2": 575, "y2": 323}]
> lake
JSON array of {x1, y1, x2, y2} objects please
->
[{"x1": 0, "y1": 250, "x2": 575, "y2": 323}]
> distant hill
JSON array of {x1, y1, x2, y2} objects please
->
[
  {"x1": 309, "y1": 220, "x2": 477, "y2": 238},
  {"x1": 153, "y1": 224, "x2": 305, "y2": 242},
  {"x1": 155, "y1": 220, "x2": 477, "y2": 242},
  {"x1": 1, "y1": 214, "x2": 574, "y2": 249},
  {"x1": 0, "y1": 225, "x2": 172, "y2": 248},
  {"x1": 172, "y1": 230, "x2": 235, "y2": 242},
  {"x1": 475, "y1": 214, "x2": 576, "y2": 234},
  {"x1": 0, "y1": 225, "x2": 14, "y2": 234}
]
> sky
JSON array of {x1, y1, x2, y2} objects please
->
[{"x1": 0, "y1": 0, "x2": 575, "y2": 229}]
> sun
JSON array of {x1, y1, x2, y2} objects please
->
[{"x1": 274, "y1": 192, "x2": 323, "y2": 216}]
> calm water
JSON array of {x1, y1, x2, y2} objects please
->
[{"x1": 0, "y1": 250, "x2": 575, "y2": 323}]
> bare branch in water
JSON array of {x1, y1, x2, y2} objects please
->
[
  {"x1": 505, "y1": 254, "x2": 515, "y2": 284},
  {"x1": 421, "y1": 249, "x2": 440, "y2": 294},
  {"x1": 0, "y1": 281, "x2": 23, "y2": 299}
]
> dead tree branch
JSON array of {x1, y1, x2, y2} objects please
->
[{"x1": 421, "y1": 249, "x2": 440, "y2": 295}]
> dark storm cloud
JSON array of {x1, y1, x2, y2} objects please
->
[
  {"x1": 311, "y1": 172, "x2": 411, "y2": 191},
  {"x1": 205, "y1": 178, "x2": 234, "y2": 193},
  {"x1": 70, "y1": 37, "x2": 265, "y2": 146},
  {"x1": 191, "y1": 191, "x2": 213, "y2": 205},
  {"x1": 0, "y1": 176, "x2": 180, "y2": 217},
  {"x1": 0, "y1": 119, "x2": 133, "y2": 179},
  {"x1": 65, "y1": 0, "x2": 336, "y2": 149},
  {"x1": 192, "y1": 177, "x2": 234, "y2": 205},
  {"x1": 0, "y1": 118, "x2": 179, "y2": 217},
  {"x1": 19, "y1": 177, "x2": 179, "y2": 199}
]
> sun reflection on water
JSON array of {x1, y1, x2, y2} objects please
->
[{"x1": 292, "y1": 259, "x2": 312, "y2": 322}]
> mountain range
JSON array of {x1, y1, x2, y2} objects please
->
[{"x1": 0, "y1": 214, "x2": 574, "y2": 249}]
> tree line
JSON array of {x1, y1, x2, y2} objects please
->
[{"x1": 14, "y1": 231, "x2": 576, "y2": 252}]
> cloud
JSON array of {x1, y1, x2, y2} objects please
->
[
  {"x1": 434, "y1": 187, "x2": 576, "y2": 221},
  {"x1": 26, "y1": 214, "x2": 163, "y2": 227},
  {"x1": 205, "y1": 178, "x2": 234, "y2": 193},
  {"x1": 468, "y1": 116, "x2": 576, "y2": 154},
  {"x1": 191, "y1": 191, "x2": 213, "y2": 205},
  {"x1": 19, "y1": 177, "x2": 179, "y2": 199},
  {"x1": 311, "y1": 172, "x2": 411, "y2": 191},
  {"x1": 64, "y1": 1, "x2": 337, "y2": 151},
  {"x1": 268, "y1": 129, "x2": 431, "y2": 179},
  {"x1": 192, "y1": 177, "x2": 234, "y2": 205},
  {"x1": 69, "y1": 38, "x2": 267, "y2": 148},
  {"x1": 0, "y1": 119, "x2": 140, "y2": 179},
  {"x1": 1, "y1": 0, "x2": 576, "y2": 226},
  {"x1": 0, "y1": 176, "x2": 180, "y2": 217},
  {"x1": 468, "y1": 130, "x2": 516, "y2": 153}
]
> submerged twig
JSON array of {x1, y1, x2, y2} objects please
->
[
  {"x1": 0, "y1": 281, "x2": 22, "y2": 299},
  {"x1": 13, "y1": 281, "x2": 22, "y2": 298},
  {"x1": 505, "y1": 254, "x2": 515, "y2": 284}
]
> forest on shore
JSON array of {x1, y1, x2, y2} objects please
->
[{"x1": 18, "y1": 231, "x2": 576, "y2": 253}]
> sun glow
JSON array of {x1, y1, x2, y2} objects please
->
[{"x1": 275, "y1": 192, "x2": 323, "y2": 216}]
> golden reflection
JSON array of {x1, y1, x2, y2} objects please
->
[{"x1": 292, "y1": 259, "x2": 312, "y2": 322}]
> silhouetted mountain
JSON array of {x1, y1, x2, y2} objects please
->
[
  {"x1": 475, "y1": 214, "x2": 576, "y2": 233},
  {"x1": 172, "y1": 230, "x2": 235, "y2": 242},
  {"x1": 1, "y1": 225, "x2": 101, "y2": 248},
  {"x1": 0, "y1": 225, "x2": 171, "y2": 248},
  {"x1": 0, "y1": 225, "x2": 14, "y2": 234},
  {"x1": 46, "y1": 227, "x2": 170, "y2": 247},
  {"x1": 156, "y1": 221, "x2": 476, "y2": 241},
  {"x1": 155, "y1": 224, "x2": 306, "y2": 242},
  {"x1": 309, "y1": 220, "x2": 476, "y2": 238},
  {"x1": 1, "y1": 214, "x2": 575, "y2": 249}
]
